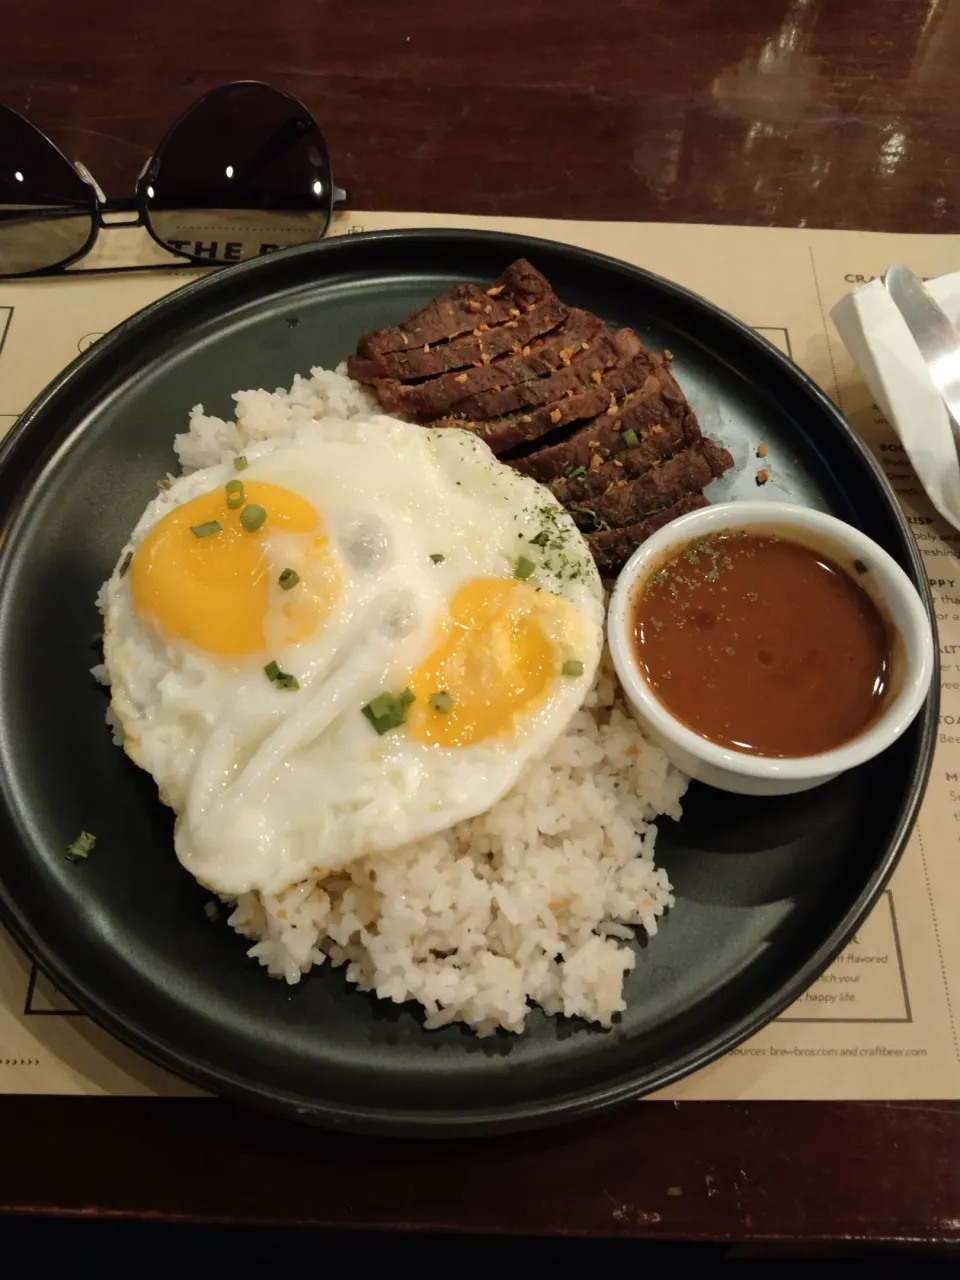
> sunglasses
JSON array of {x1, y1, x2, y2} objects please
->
[{"x1": 0, "y1": 80, "x2": 349, "y2": 279}]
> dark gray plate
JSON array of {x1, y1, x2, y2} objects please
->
[{"x1": 0, "y1": 231, "x2": 937, "y2": 1135}]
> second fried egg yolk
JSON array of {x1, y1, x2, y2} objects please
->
[
  {"x1": 407, "y1": 579, "x2": 583, "y2": 748},
  {"x1": 130, "y1": 482, "x2": 341, "y2": 656}
]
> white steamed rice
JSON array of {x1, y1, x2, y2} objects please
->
[{"x1": 136, "y1": 366, "x2": 688, "y2": 1035}]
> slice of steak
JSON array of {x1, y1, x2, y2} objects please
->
[
  {"x1": 547, "y1": 416, "x2": 692, "y2": 502},
  {"x1": 514, "y1": 369, "x2": 701, "y2": 482},
  {"x1": 587, "y1": 495, "x2": 711, "y2": 575},
  {"x1": 570, "y1": 439, "x2": 733, "y2": 532},
  {"x1": 429, "y1": 348, "x2": 658, "y2": 453},
  {"x1": 356, "y1": 259, "x2": 559, "y2": 358},
  {"x1": 454, "y1": 329, "x2": 643, "y2": 423},
  {"x1": 347, "y1": 303, "x2": 567, "y2": 383},
  {"x1": 369, "y1": 310, "x2": 605, "y2": 418}
]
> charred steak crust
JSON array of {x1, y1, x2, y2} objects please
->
[
  {"x1": 520, "y1": 389, "x2": 703, "y2": 488},
  {"x1": 356, "y1": 259, "x2": 560, "y2": 359},
  {"x1": 569, "y1": 440, "x2": 734, "y2": 532},
  {"x1": 351, "y1": 260, "x2": 735, "y2": 570},
  {"x1": 369, "y1": 310, "x2": 604, "y2": 419},
  {"x1": 452, "y1": 329, "x2": 642, "y2": 422},
  {"x1": 547, "y1": 418, "x2": 692, "y2": 503},
  {"x1": 434, "y1": 350, "x2": 657, "y2": 455},
  {"x1": 346, "y1": 303, "x2": 568, "y2": 383},
  {"x1": 587, "y1": 495, "x2": 711, "y2": 575}
]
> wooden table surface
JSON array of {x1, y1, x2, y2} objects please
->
[{"x1": 3, "y1": 0, "x2": 960, "y2": 1244}]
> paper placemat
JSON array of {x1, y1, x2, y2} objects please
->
[{"x1": 1, "y1": 211, "x2": 958, "y2": 1100}]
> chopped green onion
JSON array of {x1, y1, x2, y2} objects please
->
[
  {"x1": 203, "y1": 901, "x2": 220, "y2": 921},
  {"x1": 366, "y1": 692, "x2": 397, "y2": 719},
  {"x1": 278, "y1": 568, "x2": 300, "y2": 590},
  {"x1": 66, "y1": 831, "x2": 96, "y2": 861},
  {"x1": 362, "y1": 689, "x2": 415, "y2": 735},
  {"x1": 191, "y1": 520, "x2": 222, "y2": 539},
  {"x1": 622, "y1": 428, "x2": 639, "y2": 448},
  {"x1": 430, "y1": 691, "x2": 453, "y2": 713},
  {"x1": 240, "y1": 504, "x2": 267, "y2": 533},
  {"x1": 565, "y1": 465, "x2": 587, "y2": 480},
  {"x1": 514, "y1": 555, "x2": 536, "y2": 580},
  {"x1": 853, "y1": 558, "x2": 868, "y2": 575},
  {"x1": 119, "y1": 551, "x2": 133, "y2": 577},
  {"x1": 429, "y1": 553, "x2": 446, "y2": 564},
  {"x1": 264, "y1": 659, "x2": 298, "y2": 690},
  {"x1": 234, "y1": 455, "x2": 249, "y2": 471},
  {"x1": 225, "y1": 479, "x2": 245, "y2": 509},
  {"x1": 561, "y1": 659, "x2": 584, "y2": 677},
  {"x1": 530, "y1": 530, "x2": 549, "y2": 547}
]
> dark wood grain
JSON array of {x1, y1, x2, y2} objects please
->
[
  {"x1": 2, "y1": 0, "x2": 960, "y2": 233},
  {"x1": 2, "y1": 0, "x2": 960, "y2": 1243},
  {"x1": 1, "y1": 1097, "x2": 959, "y2": 1241}
]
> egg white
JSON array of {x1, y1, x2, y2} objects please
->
[{"x1": 102, "y1": 416, "x2": 604, "y2": 897}]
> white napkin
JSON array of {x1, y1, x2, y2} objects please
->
[{"x1": 831, "y1": 271, "x2": 960, "y2": 531}]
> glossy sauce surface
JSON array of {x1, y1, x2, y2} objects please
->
[{"x1": 632, "y1": 532, "x2": 892, "y2": 757}]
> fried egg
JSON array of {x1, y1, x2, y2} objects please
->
[{"x1": 102, "y1": 416, "x2": 604, "y2": 897}]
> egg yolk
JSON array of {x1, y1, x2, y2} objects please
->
[
  {"x1": 407, "y1": 579, "x2": 578, "y2": 748},
  {"x1": 130, "y1": 481, "x2": 340, "y2": 656}
]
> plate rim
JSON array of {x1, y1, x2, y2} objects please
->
[{"x1": 0, "y1": 229, "x2": 939, "y2": 1135}]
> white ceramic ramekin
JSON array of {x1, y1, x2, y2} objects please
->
[{"x1": 607, "y1": 502, "x2": 935, "y2": 796}]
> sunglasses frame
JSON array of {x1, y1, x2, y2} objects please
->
[{"x1": 1, "y1": 80, "x2": 349, "y2": 280}]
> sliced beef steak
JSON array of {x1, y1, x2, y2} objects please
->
[
  {"x1": 347, "y1": 303, "x2": 566, "y2": 383},
  {"x1": 432, "y1": 350, "x2": 656, "y2": 454},
  {"x1": 569, "y1": 439, "x2": 734, "y2": 532},
  {"x1": 451, "y1": 328, "x2": 642, "y2": 422},
  {"x1": 369, "y1": 310, "x2": 605, "y2": 418},
  {"x1": 587, "y1": 495, "x2": 710, "y2": 574},
  {"x1": 514, "y1": 374, "x2": 701, "y2": 483},
  {"x1": 351, "y1": 260, "x2": 737, "y2": 572},
  {"x1": 356, "y1": 259, "x2": 559, "y2": 358},
  {"x1": 547, "y1": 416, "x2": 696, "y2": 503}
]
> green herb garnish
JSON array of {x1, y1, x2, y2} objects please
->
[
  {"x1": 191, "y1": 521, "x2": 222, "y2": 538},
  {"x1": 66, "y1": 831, "x2": 96, "y2": 862},
  {"x1": 429, "y1": 553, "x2": 446, "y2": 564},
  {"x1": 278, "y1": 568, "x2": 300, "y2": 590},
  {"x1": 240, "y1": 504, "x2": 267, "y2": 533},
  {"x1": 233, "y1": 455, "x2": 249, "y2": 471},
  {"x1": 853, "y1": 558, "x2": 868, "y2": 574},
  {"x1": 565, "y1": 465, "x2": 587, "y2": 480},
  {"x1": 568, "y1": 503, "x2": 611, "y2": 532},
  {"x1": 622, "y1": 428, "x2": 639, "y2": 448},
  {"x1": 264, "y1": 660, "x2": 299, "y2": 690},
  {"x1": 514, "y1": 555, "x2": 536, "y2": 580},
  {"x1": 530, "y1": 530, "x2": 550, "y2": 547},
  {"x1": 430, "y1": 691, "x2": 453, "y2": 713},
  {"x1": 362, "y1": 689, "x2": 415, "y2": 735},
  {"x1": 119, "y1": 552, "x2": 133, "y2": 577},
  {"x1": 561, "y1": 659, "x2": 584, "y2": 677},
  {"x1": 225, "y1": 479, "x2": 245, "y2": 509}
]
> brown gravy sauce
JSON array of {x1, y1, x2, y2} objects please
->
[{"x1": 631, "y1": 531, "x2": 893, "y2": 758}]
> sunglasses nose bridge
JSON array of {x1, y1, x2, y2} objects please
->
[{"x1": 73, "y1": 160, "x2": 106, "y2": 205}]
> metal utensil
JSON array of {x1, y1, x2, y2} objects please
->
[{"x1": 885, "y1": 264, "x2": 960, "y2": 463}]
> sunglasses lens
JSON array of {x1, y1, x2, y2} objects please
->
[
  {"x1": 0, "y1": 105, "x2": 95, "y2": 275},
  {"x1": 144, "y1": 83, "x2": 333, "y2": 263}
]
